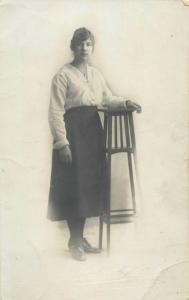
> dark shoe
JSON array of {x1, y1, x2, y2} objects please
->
[
  {"x1": 82, "y1": 238, "x2": 101, "y2": 254},
  {"x1": 70, "y1": 245, "x2": 87, "y2": 261}
]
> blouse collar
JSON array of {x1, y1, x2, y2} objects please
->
[{"x1": 68, "y1": 63, "x2": 90, "y2": 83}]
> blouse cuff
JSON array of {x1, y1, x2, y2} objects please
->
[{"x1": 53, "y1": 139, "x2": 70, "y2": 150}]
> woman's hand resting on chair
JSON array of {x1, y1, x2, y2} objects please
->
[{"x1": 126, "y1": 100, "x2": 142, "y2": 113}]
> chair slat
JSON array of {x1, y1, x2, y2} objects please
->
[
  {"x1": 114, "y1": 116, "x2": 118, "y2": 148},
  {"x1": 119, "y1": 115, "x2": 124, "y2": 149}
]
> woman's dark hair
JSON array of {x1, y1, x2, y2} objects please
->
[{"x1": 70, "y1": 27, "x2": 95, "y2": 51}]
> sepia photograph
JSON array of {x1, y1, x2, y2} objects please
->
[{"x1": 0, "y1": 1, "x2": 189, "y2": 299}]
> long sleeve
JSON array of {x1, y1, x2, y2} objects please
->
[
  {"x1": 99, "y1": 72, "x2": 126, "y2": 109},
  {"x1": 48, "y1": 72, "x2": 69, "y2": 149}
]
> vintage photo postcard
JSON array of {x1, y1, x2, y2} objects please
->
[{"x1": 0, "y1": 1, "x2": 189, "y2": 299}]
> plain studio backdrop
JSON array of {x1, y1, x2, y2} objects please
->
[{"x1": 0, "y1": 1, "x2": 189, "y2": 300}]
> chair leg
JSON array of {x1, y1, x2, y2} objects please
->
[
  {"x1": 127, "y1": 152, "x2": 136, "y2": 213},
  {"x1": 99, "y1": 216, "x2": 103, "y2": 249},
  {"x1": 106, "y1": 115, "x2": 112, "y2": 253},
  {"x1": 107, "y1": 216, "x2": 111, "y2": 253},
  {"x1": 124, "y1": 114, "x2": 136, "y2": 214},
  {"x1": 128, "y1": 112, "x2": 142, "y2": 198}
]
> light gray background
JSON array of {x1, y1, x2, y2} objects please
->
[{"x1": 0, "y1": 1, "x2": 189, "y2": 299}]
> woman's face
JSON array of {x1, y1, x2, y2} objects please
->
[{"x1": 73, "y1": 38, "x2": 93, "y2": 61}]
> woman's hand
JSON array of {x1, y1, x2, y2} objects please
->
[
  {"x1": 126, "y1": 100, "x2": 142, "y2": 113},
  {"x1": 59, "y1": 145, "x2": 72, "y2": 164}
]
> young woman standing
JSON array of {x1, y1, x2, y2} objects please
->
[{"x1": 47, "y1": 27, "x2": 141, "y2": 261}]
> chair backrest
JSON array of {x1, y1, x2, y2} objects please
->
[{"x1": 103, "y1": 111, "x2": 135, "y2": 154}]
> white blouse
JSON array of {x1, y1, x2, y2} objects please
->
[{"x1": 49, "y1": 63, "x2": 126, "y2": 149}]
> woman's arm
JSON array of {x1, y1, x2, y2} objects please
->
[
  {"x1": 97, "y1": 71, "x2": 126, "y2": 108},
  {"x1": 48, "y1": 72, "x2": 72, "y2": 163},
  {"x1": 48, "y1": 72, "x2": 69, "y2": 149},
  {"x1": 98, "y1": 70, "x2": 141, "y2": 112},
  {"x1": 101, "y1": 83, "x2": 127, "y2": 109}
]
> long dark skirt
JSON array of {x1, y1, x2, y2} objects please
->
[{"x1": 47, "y1": 106, "x2": 107, "y2": 221}]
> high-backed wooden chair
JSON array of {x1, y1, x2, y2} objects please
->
[{"x1": 98, "y1": 106, "x2": 139, "y2": 252}]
